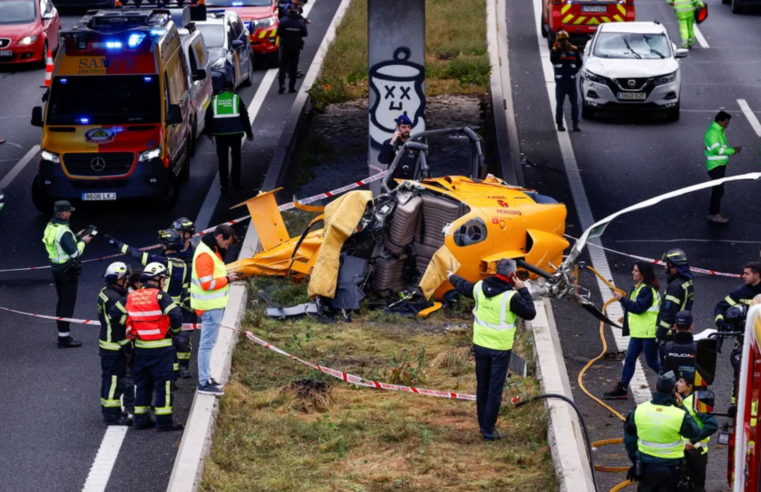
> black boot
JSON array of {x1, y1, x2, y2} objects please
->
[
  {"x1": 58, "y1": 336, "x2": 82, "y2": 348},
  {"x1": 104, "y1": 415, "x2": 133, "y2": 426},
  {"x1": 157, "y1": 423, "x2": 185, "y2": 433},
  {"x1": 557, "y1": 122, "x2": 566, "y2": 132},
  {"x1": 603, "y1": 382, "x2": 629, "y2": 400},
  {"x1": 573, "y1": 123, "x2": 580, "y2": 132},
  {"x1": 220, "y1": 178, "x2": 228, "y2": 193},
  {"x1": 134, "y1": 419, "x2": 156, "y2": 430},
  {"x1": 179, "y1": 365, "x2": 192, "y2": 379},
  {"x1": 289, "y1": 86, "x2": 297, "y2": 93},
  {"x1": 278, "y1": 85, "x2": 285, "y2": 94}
]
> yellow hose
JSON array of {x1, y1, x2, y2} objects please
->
[{"x1": 577, "y1": 268, "x2": 634, "y2": 491}]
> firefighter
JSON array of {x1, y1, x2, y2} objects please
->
[
  {"x1": 171, "y1": 217, "x2": 196, "y2": 265},
  {"x1": 714, "y1": 262, "x2": 761, "y2": 340},
  {"x1": 106, "y1": 230, "x2": 196, "y2": 380},
  {"x1": 623, "y1": 371, "x2": 700, "y2": 491},
  {"x1": 276, "y1": 2, "x2": 308, "y2": 94},
  {"x1": 204, "y1": 78, "x2": 254, "y2": 193},
  {"x1": 667, "y1": 0, "x2": 705, "y2": 49},
  {"x1": 659, "y1": 311, "x2": 696, "y2": 376},
  {"x1": 42, "y1": 200, "x2": 94, "y2": 348},
  {"x1": 550, "y1": 30, "x2": 582, "y2": 132},
  {"x1": 378, "y1": 114, "x2": 420, "y2": 187},
  {"x1": 116, "y1": 263, "x2": 184, "y2": 431},
  {"x1": 446, "y1": 258, "x2": 537, "y2": 440},
  {"x1": 705, "y1": 111, "x2": 742, "y2": 224},
  {"x1": 676, "y1": 366, "x2": 718, "y2": 492},
  {"x1": 656, "y1": 249, "x2": 695, "y2": 347},
  {"x1": 98, "y1": 262, "x2": 135, "y2": 425}
]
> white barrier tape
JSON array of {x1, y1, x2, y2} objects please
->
[
  {"x1": 565, "y1": 235, "x2": 742, "y2": 279},
  {"x1": 0, "y1": 302, "x2": 476, "y2": 401},
  {"x1": 0, "y1": 171, "x2": 389, "y2": 274}
]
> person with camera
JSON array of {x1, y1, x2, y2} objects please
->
[
  {"x1": 675, "y1": 366, "x2": 718, "y2": 492},
  {"x1": 42, "y1": 200, "x2": 94, "y2": 348},
  {"x1": 378, "y1": 114, "x2": 420, "y2": 187},
  {"x1": 550, "y1": 30, "x2": 582, "y2": 132},
  {"x1": 623, "y1": 370, "x2": 700, "y2": 491}
]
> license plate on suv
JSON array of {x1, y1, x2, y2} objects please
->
[
  {"x1": 618, "y1": 92, "x2": 647, "y2": 101},
  {"x1": 82, "y1": 192, "x2": 117, "y2": 201},
  {"x1": 582, "y1": 5, "x2": 607, "y2": 12}
]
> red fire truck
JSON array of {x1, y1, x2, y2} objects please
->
[{"x1": 540, "y1": 0, "x2": 636, "y2": 49}]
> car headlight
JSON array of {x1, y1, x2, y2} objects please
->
[
  {"x1": 211, "y1": 58, "x2": 226, "y2": 70},
  {"x1": 41, "y1": 149, "x2": 60, "y2": 163},
  {"x1": 17, "y1": 35, "x2": 38, "y2": 46},
  {"x1": 582, "y1": 69, "x2": 608, "y2": 85},
  {"x1": 253, "y1": 16, "x2": 276, "y2": 30},
  {"x1": 653, "y1": 71, "x2": 677, "y2": 86},
  {"x1": 138, "y1": 147, "x2": 161, "y2": 162}
]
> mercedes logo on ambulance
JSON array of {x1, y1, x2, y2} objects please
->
[{"x1": 90, "y1": 157, "x2": 106, "y2": 172}]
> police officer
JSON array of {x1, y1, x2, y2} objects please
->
[
  {"x1": 676, "y1": 366, "x2": 718, "y2": 492},
  {"x1": 276, "y1": 2, "x2": 308, "y2": 94},
  {"x1": 659, "y1": 311, "x2": 696, "y2": 376},
  {"x1": 623, "y1": 371, "x2": 700, "y2": 491},
  {"x1": 378, "y1": 114, "x2": 420, "y2": 188},
  {"x1": 98, "y1": 262, "x2": 135, "y2": 425},
  {"x1": 171, "y1": 217, "x2": 196, "y2": 265},
  {"x1": 446, "y1": 258, "x2": 537, "y2": 440},
  {"x1": 42, "y1": 200, "x2": 94, "y2": 348},
  {"x1": 656, "y1": 249, "x2": 695, "y2": 347},
  {"x1": 204, "y1": 78, "x2": 254, "y2": 193},
  {"x1": 106, "y1": 230, "x2": 196, "y2": 379},
  {"x1": 115, "y1": 263, "x2": 184, "y2": 432},
  {"x1": 550, "y1": 30, "x2": 582, "y2": 132}
]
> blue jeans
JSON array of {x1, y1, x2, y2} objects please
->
[
  {"x1": 474, "y1": 344, "x2": 512, "y2": 436},
  {"x1": 198, "y1": 309, "x2": 224, "y2": 386},
  {"x1": 621, "y1": 337, "x2": 661, "y2": 387}
]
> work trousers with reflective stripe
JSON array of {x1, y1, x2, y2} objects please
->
[
  {"x1": 707, "y1": 165, "x2": 726, "y2": 215},
  {"x1": 638, "y1": 462, "x2": 683, "y2": 492},
  {"x1": 474, "y1": 344, "x2": 511, "y2": 437},
  {"x1": 174, "y1": 310, "x2": 196, "y2": 375},
  {"x1": 52, "y1": 267, "x2": 78, "y2": 338},
  {"x1": 555, "y1": 79, "x2": 579, "y2": 126},
  {"x1": 133, "y1": 348, "x2": 174, "y2": 429},
  {"x1": 100, "y1": 350, "x2": 134, "y2": 420}
]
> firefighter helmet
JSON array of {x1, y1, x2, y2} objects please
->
[
  {"x1": 158, "y1": 229, "x2": 184, "y2": 250},
  {"x1": 725, "y1": 305, "x2": 748, "y2": 331},
  {"x1": 140, "y1": 262, "x2": 168, "y2": 283},
  {"x1": 171, "y1": 217, "x2": 195, "y2": 235},
  {"x1": 104, "y1": 262, "x2": 132, "y2": 284},
  {"x1": 662, "y1": 248, "x2": 689, "y2": 266},
  {"x1": 556, "y1": 30, "x2": 570, "y2": 41}
]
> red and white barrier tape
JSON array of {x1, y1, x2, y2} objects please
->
[
  {"x1": 0, "y1": 171, "x2": 388, "y2": 274},
  {"x1": 0, "y1": 302, "x2": 475, "y2": 401},
  {"x1": 566, "y1": 235, "x2": 742, "y2": 279}
]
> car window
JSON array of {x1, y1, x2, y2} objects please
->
[
  {"x1": 188, "y1": 43, "x2": 199, "y2": 73},
  {"x1": 229, "y1": 15, "x2": 242, "y2": 39},
  {"x1": 0, "y1": 0, "x2": 37, "y2": 24},
  {"x1": 192, "y1": 37, "x2": 206, "y2": 67},
  {"x1": 196, "y1": 23, "x2": 224, "y2": 48},
  {"x1": 593, "y1": 32, "x2": 671, "y2": 60}
]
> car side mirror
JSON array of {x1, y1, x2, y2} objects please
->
[
  {"x1": 31, "y1": 106, "x2": 44, "y2": 127},
  {"x1": 166, "y1": 104, "x2": 183, "y2": 126},
  {"x1": 695, "y1": 390, "x2": 715, "y2": 413},
  {"x1": 193, "y1": 68, "x2": 207, "y2": 82},
  {"x1": 695, "y1": 338, "x2": 717, "y2": 386},
  {"x1": 231, "y1": 39, "x2": 245, "y2": 49},
  {"x1": 585, "y1": 40, "x2": 592, "y2": 52},
  {"x1": 675, "y1": 48, "x2": 689, "y2": 58},
  {"x1": 42, "y1": 12, "x2": 55, "y2": 20}
]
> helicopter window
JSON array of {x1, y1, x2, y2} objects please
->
[{"x1": 454, "y1": 219, "x2": 487, "y2": 247}]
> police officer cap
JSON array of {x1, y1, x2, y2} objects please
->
[
  {"x1": 395, "y1": 114, "x2": 412, "y2": 126},
  {"x1": 663, "y1": 248, "x2": 689, "y2": 266},
  {"x1": 54, "y1": 200, "x2": 75, "y2": 213},
  {"x1": 678, "y1": 366, "x2": 695, "y2": 385},
  {"x1": 675, "y1": 310, "x2": 693, "y2": 329},
  {"x1": 656, "y1": 370, "x2": 677, "y2": 394}
]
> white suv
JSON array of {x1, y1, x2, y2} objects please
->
[{"x1": 580, "y1": 21, "x2": 687, "y2": 122}]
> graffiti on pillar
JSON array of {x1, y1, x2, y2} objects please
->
[{"x1": 368, "y1": 47, "x2": 426, "y2": 147}]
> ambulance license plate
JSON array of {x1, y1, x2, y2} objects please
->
[
  {"x1": 0, "y1": 50, "x2": 12, "y2": 56},
  {"x1": 618, "y1": 92, "x2": 647, "y2": 101},
  {"x1": 582, "y1": 5, "x2": 607, "y2": 12},
  {"x1": 82, "y1": 192, "x2": 116, "y2": 201}
]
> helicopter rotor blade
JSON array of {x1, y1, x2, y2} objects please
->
[{"x1": 574, "y1": 295, "x2": 622, "y2": 328}]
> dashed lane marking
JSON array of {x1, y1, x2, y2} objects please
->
[
  {"x1": 0, "y1": 144, "x2": 39, "y2": 190},
  {"x1": 738, "y1": 99, "x2": 761, "y2": 137},
  {"x1": 81, "y1": 426, "x2": 129, "y2": 492}
]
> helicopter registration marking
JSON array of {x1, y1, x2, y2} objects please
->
[{"x1": 495, "y1": 209, "x2": 522, "y2": 216}]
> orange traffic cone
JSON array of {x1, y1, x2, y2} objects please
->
[{"x1": 43, "y1": 48, "x2": 53, "y2": 88}]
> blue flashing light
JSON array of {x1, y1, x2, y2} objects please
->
[
  {"x1": 105, "y1": 41, "x2": 123, "y2": 49},
  {"x1": 80, "y1": 117, "x2": 90, "y2": 124},
  {"x1": 60, "y1": 78, "x2": 67, "y2": 84},
  {"x1": 232, "y1": 1, "x2": 243, "y2": 6},
  {"x1": 128, "y1": 33, "x2": 146, "y2": 48},
  {"x1": 144, "y1": 76, "x2": 152, "y2": 82},
  {"x1": 150, "y1": 29, "x2": 166, "y2": 36}
]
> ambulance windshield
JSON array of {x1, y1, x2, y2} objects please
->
[{"x1": 47, "y1": 75, "x2": 162, "y2": 125}]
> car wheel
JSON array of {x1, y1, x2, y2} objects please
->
[
  {"x1": 540, "y1": 17, "x2": 548, "y2": 38},
  {"x1": 666, "y1": 101, "x2": 680, "y2": 122},
  {"x1": 158, "y1": 176, "x2": 180, "y2": 209},
  {"x1": 731, "y1": 0, "x2": 743, "y2": 13},
  {"x1": 267, "y1": 50, "x2": 280, "y2": 69},
  {"x1": 581, "y1": 94, "x2": 595, "y2": 120},
  {"x1": 38, "y1": 41, "x2": 48, "y2": 69},
  {"x1": 547, "y1": 31, "x2": 556, "y2": 50},
  {"x1": 31, "y1": 176, "x2": 54, "y2": 213}
]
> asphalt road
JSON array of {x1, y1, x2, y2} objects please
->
[
  {"x1": 507, "y1": 1, "x2": 760, "y2": 490},
  {"x1": 0, "y1": 0, "x2": 340, "y2": 490}
]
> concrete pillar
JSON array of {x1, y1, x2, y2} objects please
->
[{"x1": 367, "y1": 0, "x2": 426, "y2": 193}]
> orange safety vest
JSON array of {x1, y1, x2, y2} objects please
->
[{"x1": 125, "y1": 288, "x2": 171, "y2": 341}]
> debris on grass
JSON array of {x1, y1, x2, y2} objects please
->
[{"x1": 283, "y1": 378, "x2": 335, "y2": 413}]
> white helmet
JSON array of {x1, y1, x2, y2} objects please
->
[
  {"x1": 140, "y1": 262, "x2": 168, "y2": 282},
  {"x1": 104, "y1": 262, "x2": 132, "y2": 284}
]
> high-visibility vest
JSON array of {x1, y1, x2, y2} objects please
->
[
  {"x1": 634, "y1": 401, "x2": 687, "y2": 460},
  {"x1": 628, "y1": 284, "x2": 660, "y2": 339},
  {"x1": 683, "y1": 394, "x2": 709, "y2": 454},
  {"x1": 190, "y1": 241, "x2": 229, "y2": 311},
  {"x1": 125, "y1": 288, "x2": 171, "y2": 344},
  {"x1": 668, "y1": 0, "x2": 703, "y2": 19},
  {"x1": 704, "y1": 121, "x2": 735, "y2": 171},
  {"x1": 472, "y1": 281, "x2": 517, "y2": 351},
  {"x1": 210, "y1": 92, "x2": 245, "y2": 136},
  {"x1": 42, "y1": 221, "x2": 83, "y2": 265}
]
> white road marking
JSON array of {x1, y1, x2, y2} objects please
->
[
  {"x1": 738, "y1": 99, "x2": 761, "y2": 137},
  {"x1": 81, "y1": 426, "x2": 129, "y2": 492},
  {"x1": 0, "y1": 144, "x2": 39, "y2": 190},
  {"x1": 531, "y1": 0, "x2": 653, "y2": 403},
  {"x1": 694, "y1": 25, "x2": 709, "y2": 49},
  {"x1": 193, "y1": 0, "x2": 316, "y2": 231},
  {"x1": 616, "y1": 238, "x2": 760, "y2": 245}
]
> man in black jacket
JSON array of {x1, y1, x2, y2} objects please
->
[
  {"x1": 656, "y1": 249, "x2": 695, "y2": 347},
  {"x1": 550, "y1": 30, "x2": 582, "y2": 132},
  {"x1": 659, "y1": 311, "x2": 696, "y2": 376},
  {"x1": 378, "y1": 114, "x2": 419, "y2": 188},
  {"x1": 276, "y1": 3, "x2": 308, "y2": 94},
  {"x1": 446, "y1": 258, "x2": 536, "y2": 440},
  {"x1": 715, "y1": 262, "x2": 761, "y2": 329}
]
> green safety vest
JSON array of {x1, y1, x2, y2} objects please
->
[
  {"x1": 472, "y1": 281, "x2": 517, "y2": 351},
  {"x1": 667, "y1": 0, "x2": 702, "y2": 19},
  {"x1": 704, "y1": 121, "x2": 735, "y2": 171},
  {"x1": 634, "y1": 401, "x2": 687, "y2": 460},
  {"x1": 210, "y1": 92, "x2": 245, "y2": 136},
  {"x1": 628, "y1": 284, "x2": 660, "y2": 339},
  {"x1": 42, "y1": 221, "x2": 84, "y2": 265},
  {"x1": 683, "y1": 394, "x2": 709, "y2": 454},
  {"x1": 190, "y1": 241, "x2": 229, "y2": 311}
]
